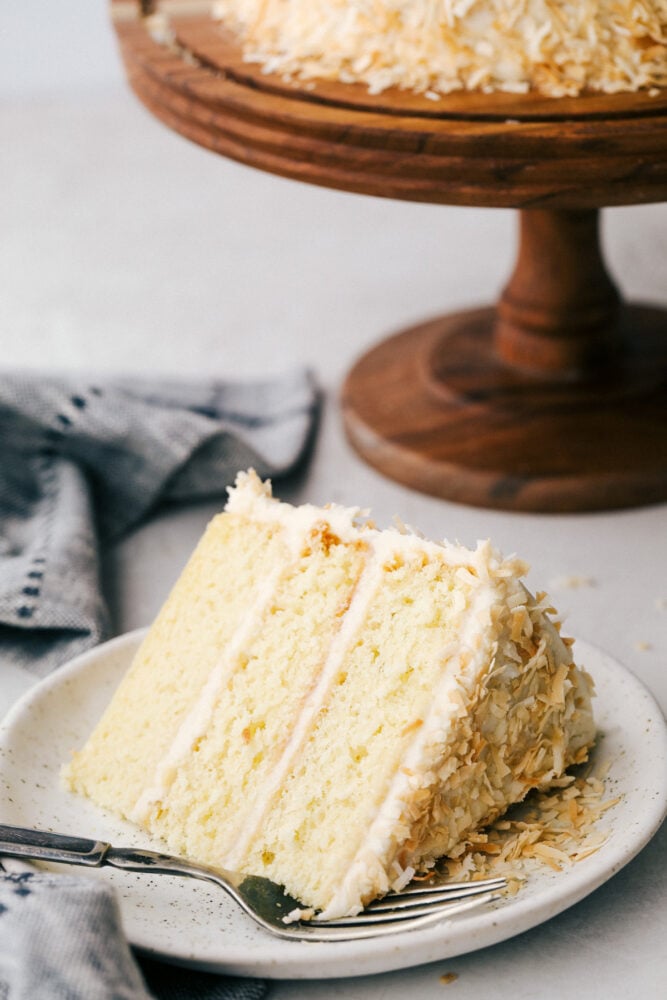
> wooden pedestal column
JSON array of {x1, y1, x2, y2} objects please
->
[
  {"x1": 495, "y1": 210, "x2": 620, "y2": 376},
  {"x1": 342, "y1": 208, "x2": 667, "y2": 511}
]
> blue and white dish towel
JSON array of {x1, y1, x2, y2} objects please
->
[{"x1": 0, "y1": 369, "x2": 318, "y2": 676}]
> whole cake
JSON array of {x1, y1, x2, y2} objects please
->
[
  {"x1": 64, "y1": 471, "x2": 595, "y2": 918},
  {"x1": 213, "y1": 0, "x2": 667, "y2": 97}
]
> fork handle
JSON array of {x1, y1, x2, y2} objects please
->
[{"x1": 0, "y1": 823, "x2": 110, "y2": 867}]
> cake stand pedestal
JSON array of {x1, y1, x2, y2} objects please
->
[
  {"x1": 111, "y1": 1, "x2": 667, "y2": 511},
  {"x1": 344, "y1": 210, "x2": 666, "y2": 511}
]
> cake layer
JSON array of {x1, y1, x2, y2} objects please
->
[{"x1": 214, "y1": 0, "x2": 667, "y2": 98}]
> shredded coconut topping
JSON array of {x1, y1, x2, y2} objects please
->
[
  {"x1": 439, "y1": 764, "x2": 620, "y2": 890},
  {"x1": 213, "y1": 0, "x2": 667, "y2": 97}
]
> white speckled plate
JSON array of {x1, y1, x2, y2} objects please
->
[{"x1": 0, "y1": 630, "x2": 665, "y2": 979}]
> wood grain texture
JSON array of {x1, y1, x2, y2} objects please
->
[
  {"x1": 342, "y1": 308, "x2": 667, "y2": 512},
  {"x1": 110, "y1": 3, "x2": 667, "y2": 510},
  {"x1": 495, "y1": 210, "x2": 622, "y2": 375},
  {"x1": 111, "y1": 5, "x2": 667, "y2": 209}
]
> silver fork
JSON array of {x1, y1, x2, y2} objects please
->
[{"x1": 0, "y1": 824, "x2": 505, "y2": 941}]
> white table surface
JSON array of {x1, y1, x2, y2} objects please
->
[{"x1": 2, "y1": 5, "x2": 666, "y2": 996}]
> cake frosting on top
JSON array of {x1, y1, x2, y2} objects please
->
[
  {"x1": 213, "y1": 0, "x2": 667, "y2": 97},
  {"x1": 64, "y1": 470, "x2": 595, "y2": 919}
]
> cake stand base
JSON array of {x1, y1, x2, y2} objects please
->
[{"x1": 342, "y1": 305, "x2": 667, "y2": 512}]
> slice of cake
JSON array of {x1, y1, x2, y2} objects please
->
[
  {"x1": 213, "y1": 0, "x2": 667, "y2": 98},
  {"x1": 64, "y1": 470, "x2": 595, "y2": 918}
]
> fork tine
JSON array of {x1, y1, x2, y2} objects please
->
[
  {"x1": 294, "y1": 891, "x2": 501, "y2": 940},
  {"x1": 313, "y1": 879, "x2": 507, "y2": 925},
  {"x1": 383, "y1": 875, "x2": 507, "y2": 898},
  {"x1": 363, "y1": 878, "x2": 508, "y2": 914},
  {"x1": 312, "y1": 905, "x2": 459, "y2": 926}
]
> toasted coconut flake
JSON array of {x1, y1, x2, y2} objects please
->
[
  {"x1": 440, "y1": 972, "x2": 460, "y2": 985},
  {"x1": 213, "y1": 1, "x2": 667, "y2": 98},
  {"x1": 549, "y1": 574, "x2": 597, "y2": 590},
  {"x1": 437, "y1": 766, "x2": 620, "y2": 887}
]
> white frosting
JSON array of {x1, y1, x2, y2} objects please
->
[
  {"x1": 227, "y1": 470, "x2": 513, "y2": 574},
  {"x1": 226, "y1": 470, "x2": 373, "y2": 547}
]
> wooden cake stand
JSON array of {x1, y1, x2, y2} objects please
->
[{"x1": 112, "y1": 1, "x2": 667, "y2": 511}]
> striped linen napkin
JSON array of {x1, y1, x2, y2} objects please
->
[{"x1": 0, "y1": 369, "x2": 318, "y2": 676}]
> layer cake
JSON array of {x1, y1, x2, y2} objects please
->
[{"x1": 64, "y1": 471, "x2": 595, "y2": 918}]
